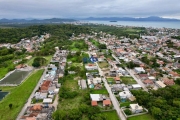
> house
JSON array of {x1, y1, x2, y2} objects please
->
[
  {"x1": 90, "y1": 94, "x2": 105, "y2": 101},
  {"x1": 40, "y1": 80, "x2": 51, "y2": 93},
  {"x1": 80, "y1": 80, "x2": 87, "y2": 89},
  {"x1": 143, "y1": 79, "x2": 154, "y2": 87},
  {"x1": 30, "y1": 104, "x2": 43, "y2": 112},
  {"x1": 103, "y1": 99, "x2": 111, "y2": 106},
  {"x1": 119, "y1": 91, "x2": 132, "y2": 99},
  {"x1": 114, "y1": 77, "x2": 121, "y2": 84},
  {"x1": 85, "y1": 64, "x2": 98, "y2": 70},
  {"x1": 162, "y1": 78, "x2": 175, "y2": 86},
  {"x1": 34, "y1": 92, "x2": 47, "y2": 99},
  {"x1": 139, "y1": 74, "x2": 148, "y2": 80},
  {"x1": 43, "y1": 98, "x2": 52, "y2": 104},
  {"x1": 91, "y1": 101, "x2": 98, "y2": 106},
  {"x1": 134, "y1": 67, "x2": 145, "y2": 74},
  {"x1": 130, "y1": 104, "x2": 143, "y2": 114},
  {"x1": 132, "y1": 84, "x2": 142, "y2": 89},
  {"x1": 155, "y1": 81, "x2": 166, "y2": 88}
]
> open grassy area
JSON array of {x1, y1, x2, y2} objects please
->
[
  {"x1": 120, "y1": 101, "x2": 131, "y2": 107},
  {"x1": 68, "y1": 40, "x2": 88, "y2": 51},
  {"x1": 90, "y1": 88, "x2": 108, "y2": 94},
  {"x1": 107, "y1": 77, "x2": 115, "y2": 84},
  {"x1": 89, "y1": 39, "x2": 100, "y2": 47},
  {"x1": 26, "y1": 55, "x2": 52, "y2": 66},
  {"x1": 98, "y1": 61, "x2": 109, "y2": 68},
  {"x1": 0, "y1": 86, "x2": 16, "y2": 92},
  {"x1": 121, "y1": 76, "x2": 137, "y2": 85},
  {"x1": 100, "y1": 110, "x2": 119, "y2": 120},
  {"x1": 128, "y1": 114, "x2": 154, "y2": 120},
  {"x1": 0, "y1": 69, "x2": 44, "y2": 120}
]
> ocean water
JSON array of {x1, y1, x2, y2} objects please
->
[{"x1": 87, "y1": 20, "x2": 180, "y2": 29}]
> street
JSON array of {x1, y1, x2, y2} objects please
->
[
  {"x1": 95, "y1": 62, "x2": 126, "y2": 120},
  {"x1": 16, "y1": 68, "x2": 47, "y2": 120}
]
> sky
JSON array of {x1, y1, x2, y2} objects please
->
[{"x1": 0, "y1": 0, "x2": 180, "y2": 19}]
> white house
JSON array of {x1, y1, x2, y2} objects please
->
[
  {"x1": 132, "y1": 84, "x2": 142, "y2": 89},
  {"x1": 85, "y1": 64, "x2": 98, "y2": 71},
  {"x1": 34, "y1": 92, "x2": 47, "y2": 99},
  {"x1": 90, "y1": 94, "x2": 103, "y2": 101},
  {"x1": 130, "y1": 104, "x2": 143, "y2": 114},
  {"x1": 119, "y1": 91, "x2": 132, "y2": 99},
  {"x1": 155, "y1": 81, "x2": 166, "y2": 88},
  {"x1": 134, "y1": 67, "x2": 145, "y2": 74}
]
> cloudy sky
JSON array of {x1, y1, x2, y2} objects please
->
[{"x1": 0, "y1": 0, "x2": 180, "y2": 19}]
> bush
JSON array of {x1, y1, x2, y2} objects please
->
[{"x1": 124, "y1": 109, "x2": 132, "y2": 115}]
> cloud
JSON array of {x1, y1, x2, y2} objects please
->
[{"x1": 0, "y1": 0, "x2": 180, "y2": 19}]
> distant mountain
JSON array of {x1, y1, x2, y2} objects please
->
[
  {"x1": 83, "y1": 16, "x2": 180, "y2": 22},
  {"x1": 0, "y1": 18, "x2": 76, "y2": 24}
]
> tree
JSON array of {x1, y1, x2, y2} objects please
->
[
  {"x1": 9, "y1": 103, "x2": 12, "y2": 109},
  {"x1": 124, "y1": 109, "x2": 132, "y2": 115}
]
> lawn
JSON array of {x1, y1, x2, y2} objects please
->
[
  {"x1": 0, "y1": 69, "x2": 44, "y2": 120},
  {"x1": 90, "y1": 88, "x2": 108, "y2": 94},
  {"x1": 121, "y1": 76, "x2": 137, "y2": 85},
  {"x1": 89, "y1": 39, "x2": 100, "y2": 47},
  {"x1": 128, "y1": 114, "x2": 154, "y2": 120},
  {"x1": 100, "y1": 110, "x2": 119, "y2": 120},
  {"x1": 98, "y1": 61, "x2": 109, "y2": 69},
  {"x1": 26, "y1": 55, "x2": 52, "y2": 66},
  {"x1": 120, "y1": 101, "x2": 131, "y2": 107},
  {"x1": 107, "y1": 77, "x2": 115, "y2": 84}
]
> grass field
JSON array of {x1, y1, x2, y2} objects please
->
[
  {"x1": 98, "y1": 61, "x2": 109, "y2": 68},
  {"x1": 128, "y1": 114, "x2": 154, "y2": 120},
  {"x1": 120, "y1": 101, "x2": 131, "y2": 107},
  {"x1": 89, "y1": 39, "x2": 100, "y2": 47},
  {"x1": 27, "y1": 55, "x2": 52, "y2": 66},
  {"x1": 90, "y1": 88, "x2": 108, "y2": 94},
  {"x1": 100, "y1": 111, "x2": 119, "y2": 120},
  {"x1": 107, "y1": 77, "x2": 115, "y2": 84},
  {"x1": 0, "y1": 69, "x2": 44, "y2": 120},
  {"x1": 121, "y1": 76, "x2": 137, "y2": 85}
]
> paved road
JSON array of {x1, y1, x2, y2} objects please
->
[
  {"x1": 125, "y1": 68, "x2": 148, "y2": 92},
  {"x1": 16, "y1": 68, "x2": 47, "y2": 120},
  {"x1": 95, "y1": 62, "x2": 126, "y2": 120},
  {"x1": 112, "y1": 54, "x2": 148, "y2": 92}
]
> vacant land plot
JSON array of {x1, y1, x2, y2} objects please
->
[
  {"x1": 121, "y1": 76, "x2": 137, "y2": 84},
  {"x1": 89, "y1": 39, "x2": 100, "y2": 47},
  {"x1": 0, "y1": 69, "x2": 44, "y2": 120},
  {"x1": 107, "y1": 77, "x2": 115, "y2": 84},
  {"x1": 90, "y1": 88, "x2": 108, "y2": 94},
  {"x1": 120, "y1": 101, "x2": 131, "y2": 107},
  {"x1": 27, "y1": 55, "x2": 52, "y2": 66},
  {"x1": 128, "y1": 114, "x2": 154, "y2": 120},
  {"x1": 100, "y1": 110, "x2": 119, "y2": 120},
  {"x1": 0, "y1": 70, "x2": 31, "y2": 85},
  {"x1": 98, "y1": 61, "x2": 109, "y2": 68}
]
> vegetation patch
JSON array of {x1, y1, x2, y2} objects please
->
[
  {"x1": 0, "y1": 69, "x2": 44, "y2": 120},
  {"x1": 98, "y1": 61, "x2": 109, "y2": 68},
  {"x1": 128, "y1": 114, "x2": 154, "y2": 120},
  {"x1": 121, "y1": 76, "x2": 137, "y2": 85}
]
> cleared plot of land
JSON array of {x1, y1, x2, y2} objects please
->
[
  {"x1": 120, "y1": 101, "x2": 131, "y2": 107},
  {"x1": 0, "y1": 70, "x2": 31, "y2": 85},
  {"x1": 27, "y1": 55, "x2": 52, "y2": 66},
  {"x1": 89, "y1": 39, "x2": 100, "y2": 47},
  {"x1": 121, "y1": 76, "x2": 137, "y2": 84},
  {"x1": 98, "y1": 61, "x2": 109, "y2": 68},
  {"x1": 128, "y1": 114, "x2": 154, "y2": 120},
  {"x1": 107, "y1": 77, "x2": 116, "y2": 84},
  {"x1": 0, "y1": 69, "x2": 44, "y2": 120},
  {"x1": 90, "y1": 88, "x2": 108, "y2": 94},
  {"x1": 68, "y1": 40, "x2": 88, "y2": 51},
  {"x1": 100, "y1": 110, "x2": 119, "y2": 120}
]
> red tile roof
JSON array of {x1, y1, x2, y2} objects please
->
[
  {"x1": 164, "y1": 80, "x2": 175, "y2": 86},
  {"x1": 114, "y1": 77, "x2": 120, "y2": 81},
  {"x1": 91, "y1": 101, "x2": 98, "y2": 106},
  {"x1": 30, "y1": 104, "x2": 42, "y2": 111},
  {"x1": 103, "y1": 100, "x2": 111, "y2": 106},
  {"x1": 40, "y1": 81, "x2": 51, "y2": 91},
  {"x1": 143, "y1": 79, "x2": 154, "y2": 84}
]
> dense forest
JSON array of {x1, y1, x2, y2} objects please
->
[
  {"x1": 132, "y1": 86, "x2": 180, "y2": 120},
  {"x1": 0, "y1": 24, "x2": 90, "y2": 43}
]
